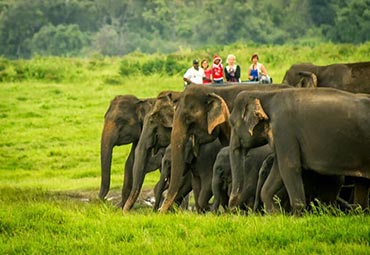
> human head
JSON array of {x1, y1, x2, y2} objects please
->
[
  {"x1": 213, "y1": 55, "x2": 221, "y2": 64},
  {"x1": 227, "y1": 54, "x2": 236, "y2": 65},
  {"x1": 201, "y1": 59, "x2": 209, "y2": 69},
  {"x1": 251, "y1": 53, "x2": 259, "y2": 63},
  {"x1": 193, "y1": 59, "x2": 199, "y2": 70}
]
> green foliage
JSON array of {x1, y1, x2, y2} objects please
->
[
  {"x1": 30, "y1": 24, "x2": 90, "y2": 57},
  {"x1": 1, "y1": 0, "x2": 370, "y2": 58},
  {"x1": 1, "y1": 46, "x2": 370, "y2": 254},
  {"x1": 1, "y1": 188, "x2": 370, "y2": 254}
]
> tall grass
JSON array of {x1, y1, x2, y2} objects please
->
[{"x1": 1, "y1": 43, "x2": 370, "y2": 254}]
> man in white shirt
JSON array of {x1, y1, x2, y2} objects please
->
[{"x1": 183, "y1": 59, "x2": 204, "y2": 87}]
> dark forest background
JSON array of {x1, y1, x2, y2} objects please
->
[{"x1": 1, "y1": 0, "x2": 369, "y2": 59}]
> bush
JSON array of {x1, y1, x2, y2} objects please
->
[{"x1": 119, "y1": 59, "x2": 140, "y2": 76}]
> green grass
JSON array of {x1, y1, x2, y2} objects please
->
[
  {"x1": 1, "y1": 188, "x2": 369, "y2": 255},
  {"x1": 1, "y1": 43, "x2": 370, "y2": 254}
]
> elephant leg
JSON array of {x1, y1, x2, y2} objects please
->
[
  {"x1": 153, "y1": 162, "x2": 170, "y2": 210},
  {"x1": 239, "y1": 185, "x2": 255, "y2": 211},
  {"x1": 153, "y1": 180, "x2": 169, "y2": 211},
  {"x1": 220, "y1": 189, "x2": 230, "y2": 211},
  {"x1": 254, "y1": 154, "x2": 274, "y2": 212},
  {"x1": 353, "y1": 177, "x2": 370, "y2": 209},
  {"x1": 174, "y1": 172, "x2": 193, "y2": 209},
  {"x1": 211, "y1": 171, "x2": 223, "y2": 212},
  {"x1": 197, "y1": 177, "x2": 213, "y2": 213},
  {"x1": 277, "y1": 157, "x2": 305, "y2": 215},
  {"x1": 261, "y1": 160, "x2": 284, "y2": 213},
  {"x1": 118, "y1": 147, "x2": 135, "y2": 208},
  {"x1": 191, "y1": 174, "x2": 201, "y2": 211}
]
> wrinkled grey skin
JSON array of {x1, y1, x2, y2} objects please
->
[
  {"x1": 229, "y1": 88, "x2": 370, "y2": 214},
  {"x1": 211, "y1": 145, "x2": 272, "y2": 212},
  {"x1": 153, "y1": 145, "x2": 193, "y2": 211},
  {"x1": 160, "y1": 84, "x2": 291, "y2": 213},
  {"x1": 253, "y1": 154, "x2": 345, "y2": 212},
  {"x1": 123, "y1": 91, "x2": 182, "y2": 211},
  {"x1": 155, "y1": 139, "x2": 223, "y2": 213},
  {"x1": 282, "y1": 62, "x2": 370, "y2": 93},
  {"x1": 99, "y1": 95, "x2": 163, "y2": 207},
  {"x1": 190, "y1": 139, "x2": 223, "y2": 212}
]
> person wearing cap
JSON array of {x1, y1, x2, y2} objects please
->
[
  {"x1": 183, "y1": 59, "x2": 205, "y2": 87},
  {"x1": 212, "y1": 55, "x2": 224, "y2": 84},
  {"x1": 249, "y1": 53, "x2": 270, "y2": 83},
  {"x1": 224, "y1": 54, "x2": 241, "y2": 83}
]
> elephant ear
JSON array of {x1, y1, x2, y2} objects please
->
[
  {"x1": 298, "y1": 71, "x2": 318, "y2": 88},
  {"x1": 151, "y1": 94, "x2": 175, "y2": 128},
  {"x1": 136, "y1": 100, "x2": 151, "y2": 122},
  {"x1": 243, "y1": 98, "x2": 269, "y2": 136},
  {"x1": 207, "y1": 93, "x2": 230, "y2": 135}
]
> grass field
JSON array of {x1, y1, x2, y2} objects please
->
[{"x1": 1, "y1": 43, "x2": 370, "y2": 254}]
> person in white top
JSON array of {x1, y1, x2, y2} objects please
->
[
  {"x1": 248, "y1": 53, "x2": 270, "y2": 83},
  {"x1": 183, "y1": 59, "x2": 205, "y2": 87},
  {"x1": 224, "y1": 54, "x2": 241, "y2": 83}
]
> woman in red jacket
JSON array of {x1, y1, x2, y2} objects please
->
[{"x1": 212, "y1": 55, "x2": 224, "y2": 84}]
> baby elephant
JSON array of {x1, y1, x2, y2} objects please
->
[{"x1": 212, "y1": 145, "x2": 272, "y2": 212}]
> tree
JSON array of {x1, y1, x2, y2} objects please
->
[
  {"x1": 329, "y1": 0, "x2": 370, "y2": 43},
  {"x1": 0, "y1": 0, "x2": 47, "y2": 58},
  {"x1": 30, "y1": 24, "x2": 89, "y2": 56}
]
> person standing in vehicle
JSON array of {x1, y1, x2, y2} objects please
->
[
  {"x1": 224, "y1": 54, "x2": 241, "y2": 83},
  {"x1": 201, "y1": 59, "x2": 212, "y2": 84},
  {"x1": 183, "y1": 59, "x2": 204, "y2": 87},
  {"x1": 249, "y1": 53, "x2": 270, "y2": 83},
  {"x1": 212, "y1": 55, "x2": 224, "y2": 84}
]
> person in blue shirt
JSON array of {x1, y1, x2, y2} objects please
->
[{"x1": 248, "y1": 53, "x2": 270, "y2": 83}]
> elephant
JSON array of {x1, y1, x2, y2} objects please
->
[
  {"x1": 153, "y1": 145, "x2": 193, "y2": 211},
  {"x1": 282, "y1": 61, "x2": 370, "y2": 93},
  {"x1": 211, "y1": 147, "x2": 231, "y2": 212},
  {"x1": 211, "y1": 145, "x2": 273, "y2": 212},
  {"x1": 99, "y1": 95, "x2": 163, "y2": 207},
  {"x1": 123, "y1": 90, "x2": 223, "y2": 213},
  {"x1": 122, "y1": 91, "x2": 182, "y2": 211},
  {"x1": 253, "y1": 154, "x2": 347, "y2": 212},
  {"x1": 159, "y1": 83, "x2": 291, "y2": 213},
  {"x1": 158, "y1": 139, "x2": 223, "y2": 213},
  {"x1": 228, "y1": 87, "x2": 370, "y2": 214},
  {"x1": 212, "y1": 145, "x2": 272, "y2": 211}
]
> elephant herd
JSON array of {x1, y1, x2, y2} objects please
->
[{"x1": 99, "y1": 61, "x2": 370, "y2": 215}]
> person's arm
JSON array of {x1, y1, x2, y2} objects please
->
[
  {"x1": 224, "y1": 66, "x2": 230, "y2": 81},
  {"x1": 183, "y1": 77, "x2": 191, "y2": 84},
  {"x1": 260, "y1": 64, "x2": 268, "y2": 76},
  {"x1": 235, "y1": 65, "x2": 241, "y2": 81},
  {"x1": 248, "y1": 65, "x2": 254, "y2": 80},
  {"x1": 183, "y1": 68, "x2": 192, "y2": 84}
]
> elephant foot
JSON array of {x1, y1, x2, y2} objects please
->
[
  {"x1": 115, "y1": 200, "x2": 124, "y2": 208},
  {"x1": 228, "y1": 193, "x2": 241, "y2": 210}
]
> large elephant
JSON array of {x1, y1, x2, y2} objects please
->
[
  {"x1": 211, "y1": 145, "x2": 272, "y2": 212},
  {"x1": 99, "y1": 95, "x2": 163, "y2": 207},
  {"x1": 159, "y1": 83, "x2": 290, "y2": 213},
  {"x1": 229, "y1": 88, "x2": 370, "y2": 214},
  {"x1": 123, "y1": 90, "x2": 222, "y2": 212},
  {"x1": 122, "y1": 91, "x2": 182, "y2": 211},
  {"x1": 282, "y1": 61, "x2": 370, "y2": 93}
]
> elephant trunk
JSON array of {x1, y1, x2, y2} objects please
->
[
  {"x1": 228, "y1": 131, "x2": 245, "y2": 210},
  {"x1": 99, "y1": 120, "x2": 118, "y2": 200},
  {"x1": 123, "y1": 134, "x2": 152, "y2": 212},
  {"x1": 159, "y1": 118, "x2": 187, "y2": 213}
]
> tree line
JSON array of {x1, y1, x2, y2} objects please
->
[{"x1": 0, "y1": 0, "x2": 369, "y2": 59}]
